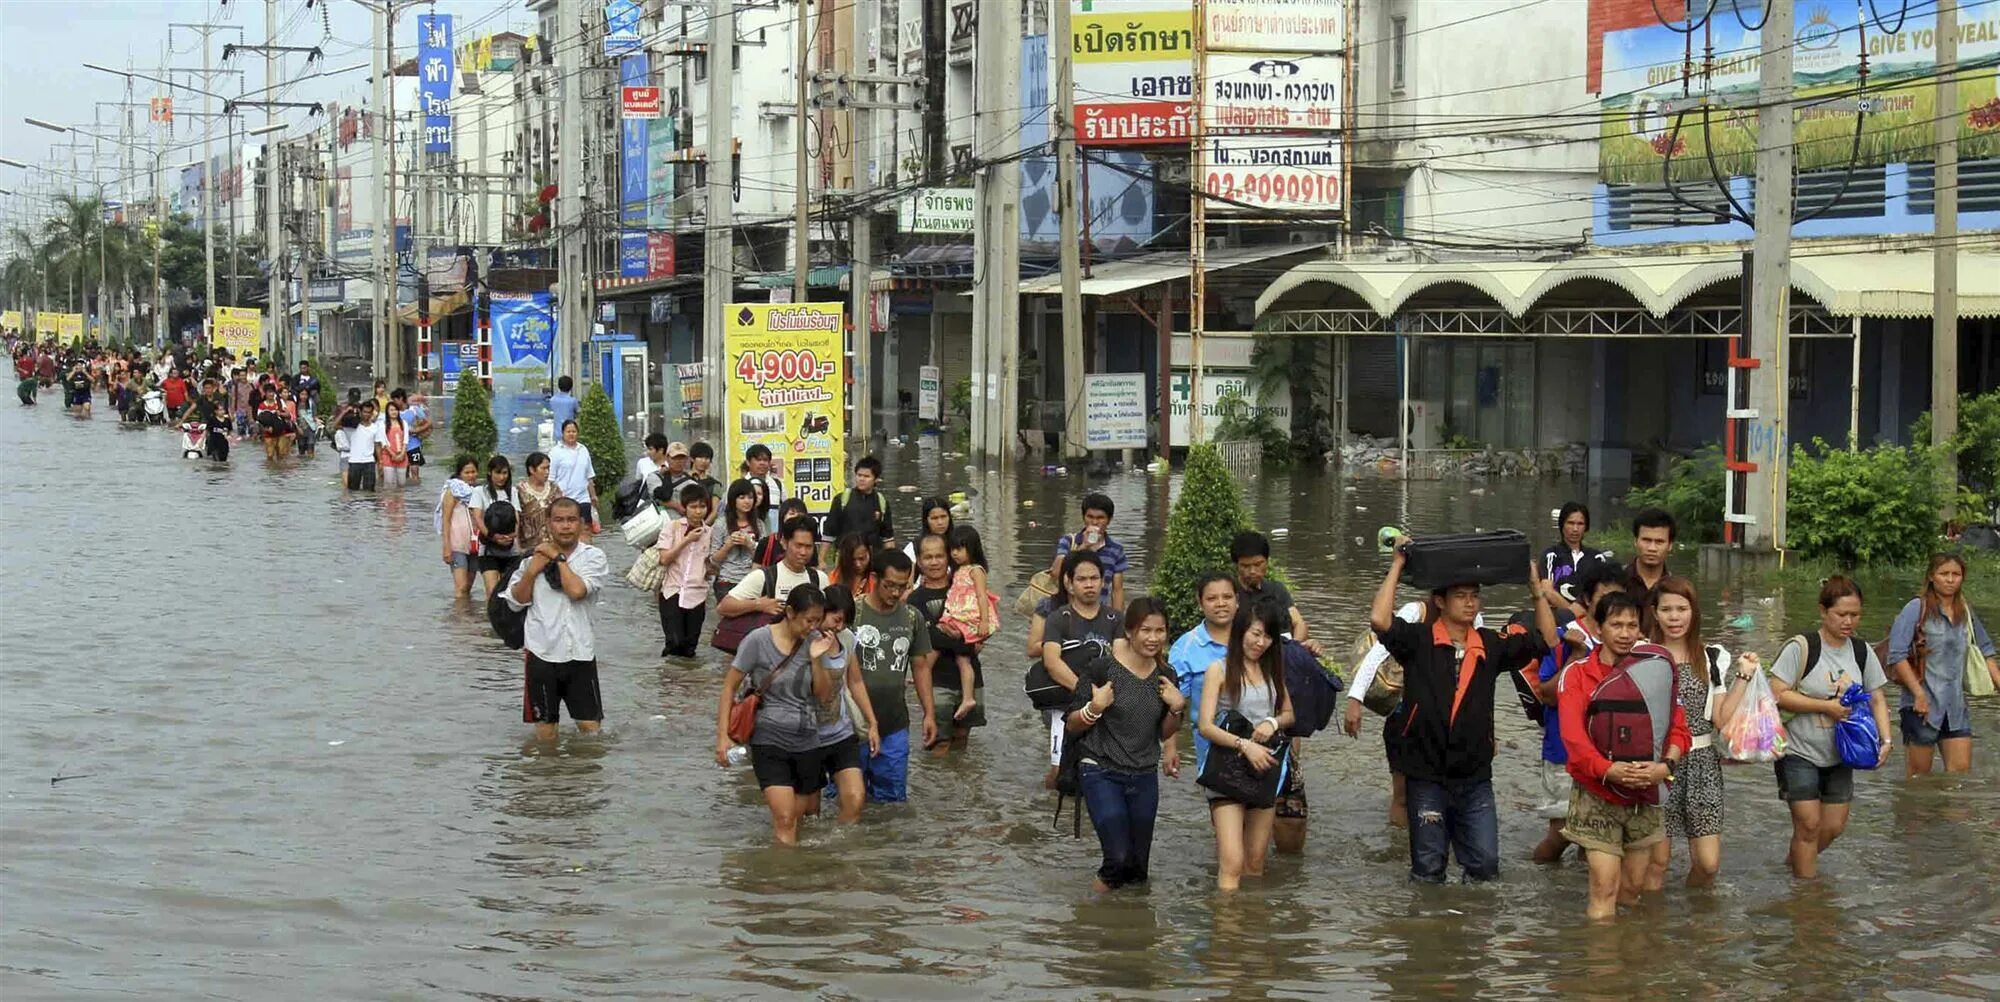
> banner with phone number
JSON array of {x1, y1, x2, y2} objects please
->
[{"x1": 722, "y1": 302, "x2": 845, "y2": 514}]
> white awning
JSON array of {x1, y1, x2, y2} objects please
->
[
  {"x1": 1019, "y1": 243, "x2": 1331, "y2": 297},
  {"x1": 1256, "y1": 246, "x2": 2000, "y2": 320}
]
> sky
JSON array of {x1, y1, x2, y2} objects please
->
[{"x1": 0, "y1": 0, "x2": 531, "y2": 206}]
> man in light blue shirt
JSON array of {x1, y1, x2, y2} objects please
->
[{"x1": 549, "y1": 374, "x2": 580, "y2": 428}]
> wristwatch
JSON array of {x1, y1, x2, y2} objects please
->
[{"x1": 1664, "y1": 760, "x2": 1679, "y2": 784}]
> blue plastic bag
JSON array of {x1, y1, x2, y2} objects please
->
[{"x1": 1833, "y1": 682, "x2": 1883, "y2": 770}]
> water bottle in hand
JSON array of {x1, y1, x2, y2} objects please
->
[{"x1": 725, "y1": 745, "x2": 751, "y2": 767}]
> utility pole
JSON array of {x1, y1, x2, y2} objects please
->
[
  {"x1": 372, "y1": 2, "x2": 393, "y2": 379},
  {"x1": 264, "y1": 0, "x2": 283, "y2": 360},
  {"x1": 792, "y1": 0, "x2": 811, "y2": 305},
  {"x1": 1744, "y1": 0, "x2": 1794, "y2": 552},
  {"x1": 1934, "y1": 0, "x2": 1959, "y2": 520},
  {"x1": 1054, "y1": 0, "x2": 1085, "y2": 461},
  {"x1": 201, "y1": 27, "x2": 218, "y2": 328},
  {"x1": 557, "y1": 0, "x2": 587, "y2": 382},
  {"x1": 970, "y1": 0, "x2": 1023, "y2": 465},
  {"x1": 847, "y1": 0, "x2": 875, "y2": 445},
  {"x1": 1189, "y1": 0, "x2": 1210, "y2": 447},
  {"x1": 703, "y1": 0, "x2": 736, "y2": 439}
]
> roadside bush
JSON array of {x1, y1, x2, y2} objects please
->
[
  {"x1": 450, "y1": 375, "x2": 498, "y2": 459},
  {"x1": 1214, "y1": 392, "x2": 1293, "y2": 468},
  {"x1": 1624, "y1": 444, "x2": 1725, "y2": 544},
  {"x1": 307, "y1": 357, "x2": 336, "y2": 418},
  {"x1": 1785, "y1": 439, "x2": 1942, "y2": 567},
  {"x1": 1915, "y1": 388, "x2": 2000, "y2": 524},
  {"x1": 576, "y1": 383, "x2": 626, "y2": 501},
  {"x1": 1152, "y1": 444, "x2": 1254, "y2": 632}
]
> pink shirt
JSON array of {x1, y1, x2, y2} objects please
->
[{"x1": 656, "y1": 520, "x2": 711, "y2": 609}]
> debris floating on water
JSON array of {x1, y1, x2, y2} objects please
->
[
  {"x1": 1726, "y1": 615, "x2": 1755, "y2": 629},
  {"x1": 327, "y1": 740, "x2": 345, "y2": 747}
]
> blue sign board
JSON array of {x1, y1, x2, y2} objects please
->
[
  {"x1": 605, "y1": 0, "x2": 642, "y2": 58},
  {"x1": 620, "y1": 54, "x2": 649, "y2": 228},
  {"x1": 416, "y1": 14, "x2": 454, "y2": 153},
  {"x1": 619, "y1": 230, "x2": 648, "y2": 278}
]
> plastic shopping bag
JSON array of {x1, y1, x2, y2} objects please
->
[
  {"x1": 1834, "y1": 682, "x2": 1884, "y2": 770},
  {"x1": 1720, "y1": 667, "x2": 1788, "y2": 763}
]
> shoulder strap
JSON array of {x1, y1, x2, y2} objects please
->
[
  {"x1": 759, "y1": 567, "x2": 780, "y2": 599},
  {"x1": 1798, "y1": 633, "x2": 1821, "y2": 683}
]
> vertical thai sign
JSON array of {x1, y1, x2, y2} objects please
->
[
  {"x1": 1198, "y1": 0, "x2": 1347, "y2": 215},
  {"x1": 490, "y1": 291, "x2": 556, "y2": 445},
  {"x1": 620, "y1": 53, "x2": 649, "y2": 228},
  {"x1": 723, "y1": 303, "x2": 847, "y2": 513},
  {"x1": 647, "y1": 116, "x2": 675, "y2": 230},
  {"x1": 416, "y1": 14, "x2": 454, "y2": 153}
]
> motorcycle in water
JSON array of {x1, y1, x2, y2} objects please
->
[
  {"x1": 180, "y1": 422, "x2": 212, "y2": 460},
  {"x1": 142, "y1": 390, "x2": 168, "y2": 425}
]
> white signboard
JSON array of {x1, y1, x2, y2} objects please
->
[
  {"x1": 1206, "y1": 0, "x2": 1348, "y2": 51},
  {"x1": 1169, "y1": 369, "x2": 1291, "y2": 447},
  {"x1": 1203, "y1": 53, "x2": 1343, "y2": 130},
  {"x1": 898, "y1": 188, "x2": 976, "y2": 234},
  {"x1": 1203, "y1": 134, "x2": 1343, "y2": 211},
  {"x1": 918, "y1": 364, "x2": 941, "y2": 422},
  {"x1": 1083, "y1": 372, "x2": 1149, "y2": 450}
]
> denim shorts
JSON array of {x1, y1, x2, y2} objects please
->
[
  {"x1": 450, "y1": 551, "x2": 473, "y2": 570},
  {"x1": 1773, "y1": 756, "x2": 1854, "y2": 805},
  {"x1": 1899, "y1": 706, "x2": 1973, "y2": 747}
]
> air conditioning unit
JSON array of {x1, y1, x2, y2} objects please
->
[{"x1": 1407, "y1": 400, "x2": 1444, "y2": 450}]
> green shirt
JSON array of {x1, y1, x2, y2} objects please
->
[{"x1": 852, "y1": 599, "x2": 934, "y2": 737}]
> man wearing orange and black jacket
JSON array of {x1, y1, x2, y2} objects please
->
[{"x1": 1369, "y1": 535, "x2": 1558, "y2": 883}]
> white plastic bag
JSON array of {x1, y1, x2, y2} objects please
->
[{"x1": 621, "y1": 503, "x2": 666, "y2": 548}]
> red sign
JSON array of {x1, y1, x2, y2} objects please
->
[
  {"x1": 149, "y1": 97, "x2": 173, "y2": 123},
  {"x1": 646, "y1": 233, "x2": 674, "y2": 278},
  {"x1": 621, "y1": 85, "x2": 661, "y2": 119}
]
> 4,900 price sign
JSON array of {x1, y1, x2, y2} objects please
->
[{"x1": 733, "y1": 348, "x2": 834, "y2": 389}]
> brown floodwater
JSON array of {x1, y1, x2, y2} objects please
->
[{"x1": 3, "y1": 407, "x2": 1997, "y2": 999}]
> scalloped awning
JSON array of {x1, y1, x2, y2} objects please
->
[{"x1": 1255, "y1": 249, "x2": 2000, "y2": 321}]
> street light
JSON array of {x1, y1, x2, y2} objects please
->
[
  {"x1": 0, "y1": 157, "x2": 27, "y2": 169},
  {"x1": 25, "y1": 118, "x2": 69, "y2": 134}
]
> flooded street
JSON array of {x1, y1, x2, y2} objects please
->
[{"x1": 4, "y1": 404, "x2": 1998, "y2": 1000}]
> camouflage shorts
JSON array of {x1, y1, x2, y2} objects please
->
[{"x1": 1561, "y1": 783, "x2": 1663, "y2": 857}]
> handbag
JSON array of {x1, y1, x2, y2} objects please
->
[
  {"x1": 726, "y1": 638, "x2": 809, "y2": 744},
  {"x1": 621, "y1": 503, "x2": 666, "y2": 548},
  {"x1": 1013, "y1": 569, "x2": 1057, "y2": 618},
  {"x1": 712, "y1": 566, "x2": 821, "y2": 655},
  {"x1": 625, "y1": 546, "x2": 664, "y2": 591},
  {"x1": 1196, "y1": 710, "x2": 1291, "y2": 808},
  {"x1": 1965, "y1": 607, "x2": 1996, "y2": 698},
  {"x1": 1833, "y1": 682, "x2": 1884, "y2": 769}
]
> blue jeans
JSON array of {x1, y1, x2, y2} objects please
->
[
  {"x1": 1405, "y1": 778, "x2": 1500, "y2": 883},
  {"x1": 1078, "y1": 763, "x2": 1159, "y2": 889},
  {"x1": 830, "y1": 727, "x2": 909, "y2": 803}
]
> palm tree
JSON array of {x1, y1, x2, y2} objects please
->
[{"x1": 38, "y1": 194, "x2": 144, "y2": 339}]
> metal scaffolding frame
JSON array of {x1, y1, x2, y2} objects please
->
[{"x1": 1256, "y1": 305, "x2": 1849, "y2": 339}]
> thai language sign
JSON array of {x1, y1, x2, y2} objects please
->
[
  {"x1": 1202, "y1": 133, "x2": 1343, "y2": 210},
  {"x1": 620, "y1": 54, "x2": 649, "y2": 228},
  {"x1": 210, "y1": 306, "x2": 260, "y2": 358},
  {"x1": 416, "y1": 14, "x2": 454, "y2": 153},
  {"x1": 1169, "y1": 369, "x2": 1290, "y2": 446},
  {"x1": 1599, "y1": 0, "x2": 2000, "y2": 182},
  {"x1": 723, "y1": 303, "x2": 847, "y2": 513},
  {"x1": 1083, "y1": 372, "x2": 1149, "y2": 449},
  {"x1": 898, "y1": 188, "x2": 976, "y2": 233},
  {"x1": 490, "y1": 291, "x2": 556, "y2": 449},
  {"x1": 1205, "y1": 0, "x2": 1347, "y2": 51},
  {"x1": 1203, "y1": 53, "x2": 1342, "y2": 129},
  {"x1": 1071, "y1": 2, "x2": 1194, "y2": 146}
]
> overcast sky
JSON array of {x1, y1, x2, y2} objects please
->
[{"x1": 1, "y1": 0, "x2": 530, "y2": 196}]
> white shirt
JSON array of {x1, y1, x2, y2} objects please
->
[
  {"x1": 471, "y1": 482, "x2": 517, "y2": 511},
  {"x1": 548, "y1": 442, "x2": 596, "y2": 500},
  {"x1": 346, "y1": 420, "x2": 388, "y2": 463},
  {"x1": 1347, "y1": 601, "x2": 1487, "y2": 701},
  {"x1": 503, "y1": 542, "x2": 610, "y2": 662},
  {"x1": 635, "y1": 456, "x2": 660, "y2": 483},
  {"x1": 726, "y1": 562, "x2": 820, "y2": 604}
]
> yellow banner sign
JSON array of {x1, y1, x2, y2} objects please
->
[
  {"x1": 54, "y1": 313, "x2": 85, "y2": 344},
  {"x1": 1, "y1": 310, "x2": 21, "y2": 333},
  {"x1": 723, "y1": 302, "x2": 847, "y2": 513},
  {"x1": 211, "y1": 306, "x2": 261, "y2": 359}
]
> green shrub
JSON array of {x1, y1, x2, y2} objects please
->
[
  {"x1": 1625, "y1": 444, "x2": 1725, "y2": 544},
  {"x1": 1915, "y1": 388, "x2": 2000, "y2": 524},
  {"x1": 1151, "y1": 444, "x2": 1255, "y2": 632},
  {"x1": 450, "y1": 375, "x2": 498, "y2": 459},
  {"x1": 1785, "y1": 439, "x2": 1942, "y2": 567},
  {"x1": 576, "y1": 382, "x2": 626, "y2": 501},
  {"x1": 1214, "y1": 392, "x2": 1293, "y2": 468},
  {"x1": 307, "y1": 357, "x2": 336, "y2": 417}
]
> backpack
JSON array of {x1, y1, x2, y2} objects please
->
[
  {"x1": 1280, "y1": 638, "x2": 1344, "y2": 738},
  {"x1": 1583, "y1": 642, "x2": 1679, "y2": 805},
  {"x1": 1780, "y1": 632, "x2": 1881, "y2": 724},
  {"x1": 488, "y1": 578, "x2": 528, "y2": 650},
  {"x1": 1052, "y1": 659, "x2": 1108, "y2": 838},
  {"x1": 611, "y1": 475, "x2": 650, "y2": 521}
]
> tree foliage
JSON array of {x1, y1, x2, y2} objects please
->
[
  {"x1": 1625, "y1": 445, "x2": 1726, "y2": 544},
  {"x1": 1152, "y1": 444, "x2": 1255, "y2": 632},
  {"x1": 1915, "y1": 389, "x2": 2000, "y2": 524},
  {"x1": 450, "y1": 375, "x2": 499, "y2": 459},
  {"x1": 576, "y1": 383, "x2": 626, "y2": 502},
  {"x1": 1785, "y1": 439, "x2": 1943, "y2": 568}
]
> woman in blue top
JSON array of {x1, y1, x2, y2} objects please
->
[{"x1": 1887, "y1": 553, "x2": 2000, "y2": 777}]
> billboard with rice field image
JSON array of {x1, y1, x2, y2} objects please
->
[{"x1": 1600, "y1": 1, "x2": 2000, "y2": 184}]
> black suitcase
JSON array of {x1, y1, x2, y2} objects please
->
[{"x1": 1401, "y1": 530, "x2": 1531, "y2": 591}]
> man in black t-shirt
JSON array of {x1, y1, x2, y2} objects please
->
[{"x1": 179, "y1": 377, "x2": 231, "y2": 460}]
